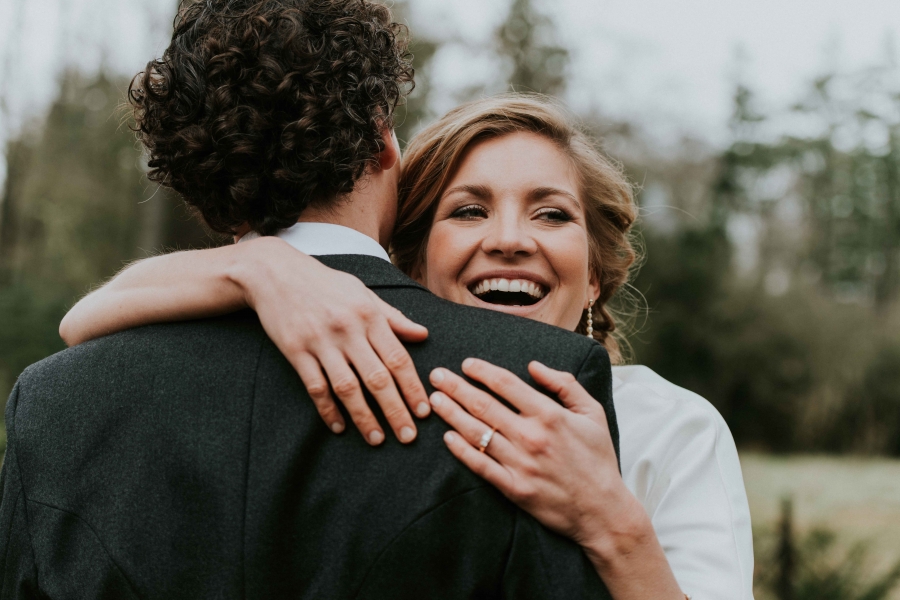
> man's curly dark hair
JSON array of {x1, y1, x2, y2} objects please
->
[{"x1": 128, "y1": 0, "x2": 414, "y2": 235}]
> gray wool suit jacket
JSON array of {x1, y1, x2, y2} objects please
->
[{"x1": 0, "y1": 254, "x2": 618, "y2": 599}]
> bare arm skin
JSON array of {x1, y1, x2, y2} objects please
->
[
  {"x1": 60, "y1": 237, "x2": 430, "y2": 445},
  {"x1": 427, "y1": 359, "x2": 685, "y2": 600}
]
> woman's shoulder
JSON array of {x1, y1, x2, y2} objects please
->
[
  {"x1": 611, "y1": 364, "x2": 728, "y2": 434},
  {"x1": 610, "y1": 364, "x2": 744, "y2": 498}
]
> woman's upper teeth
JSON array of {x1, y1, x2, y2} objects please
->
[{"x1": 472, "y1": 278, "x2": 545, "y2": 299}]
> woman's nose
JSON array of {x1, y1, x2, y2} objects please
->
[{"x1": 481, "y1": 214, "x2": 538, "y2": 257}]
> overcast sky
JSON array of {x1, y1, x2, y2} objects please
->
[
  {"x1": 2, "y1": 0, "x2": 900, "y2": 185},
  {"x1": 414, "y1": 0, "x2": 900, "y2": 145}
]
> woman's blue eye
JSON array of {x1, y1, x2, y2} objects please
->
[{"x1": 451, "y1": 205, "x2": 488, "y2": 219}]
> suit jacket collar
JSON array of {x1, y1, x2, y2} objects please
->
[{"x1": 314, "y1": 254, "x2": 429, "y2": 292}]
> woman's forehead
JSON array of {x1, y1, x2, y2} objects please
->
[{"x1": 449, "y1": 131, "x2": 579, "y2": 191}]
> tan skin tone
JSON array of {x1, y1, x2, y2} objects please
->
[
  {"x1": 420, "y1": 132, "x2": 598, "y2": 329},
  {"x1": 61, "y1": 130, "x2": 684, "y2": 598}
]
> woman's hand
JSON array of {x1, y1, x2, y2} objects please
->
[
  {"x1": 61, "y1": 237, "x2": 431, "y2": 446},
  {"x1": 234, "y1": 239, "x2": 431, "y2": 445},
  {"x1": 428, "y1": 358, "x2": 684, "y2": 599}
]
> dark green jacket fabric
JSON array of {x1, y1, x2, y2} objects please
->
[{"x1": 0, "y1": 254, "x2": 617, "y2": 599}]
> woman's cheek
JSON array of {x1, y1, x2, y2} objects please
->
[
  {"x1": 548, "y1": 230, "x2": 593, "y2": 330},
  {"x1": 424, "y1": 223, "x2": 466, "y2": 300}
]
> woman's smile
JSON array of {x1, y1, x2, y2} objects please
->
[
  {"x1": 422, "y1": 131, "x2": 598, "y2": 331},
  {"x1": 467, "y1": 268, "x2": 551, "y2": 316}
]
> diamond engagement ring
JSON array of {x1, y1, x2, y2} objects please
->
[{"x1": 478, "y1": 428, "x2": 497, "y2": 453}]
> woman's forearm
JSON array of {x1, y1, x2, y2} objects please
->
[
  {"x1": 579, "y1": 490, "x2": 684, "y2": 600},
  {"x1": 59, "y1": 237, "x2": 294, "y2": 346}
]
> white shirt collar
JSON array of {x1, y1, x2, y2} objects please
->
[{"x1": 240, "y1": 222, "x2": 391, "y2": 262}]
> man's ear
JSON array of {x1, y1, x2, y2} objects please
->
[{"x1": 377, "y1": 128, "x2": 400, "y2": 172}]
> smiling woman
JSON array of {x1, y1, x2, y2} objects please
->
[
  {"x1": 394, "y1": 97, "x2": 638, "y2": 363},
  {"x1": 420, "y1": 132, "x2": 597, "y2": 331}
]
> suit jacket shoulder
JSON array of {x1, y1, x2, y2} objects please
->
[{"x1": 0, "y1": 254, "x2": 617, "y2": 599}]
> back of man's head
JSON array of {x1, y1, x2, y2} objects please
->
[{"x1": 128, "y1": 0, "x2": 413, "y2": 236}]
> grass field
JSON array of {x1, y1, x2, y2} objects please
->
[{"x1": 741, "y1": 452, "x2": 900, "y2": 597}]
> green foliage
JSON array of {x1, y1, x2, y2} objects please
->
[
  {"x1": 755, "y1": 498, "x2": 900, "y2": 600},
  {"x1": 629, "y1": 67, "x2": 900, "y2": 454},
  {"x1": 632, "y1": 228, "x2": 814, "y2": 451},
  {"x1": 835, "y1": 344, "x2": 900, "y2": 455},
  {"x1": 0, "y1": 70, "x2": 212, "y2": 402},
  {"x1": 0, "y1": 282, "x2": 68, "y2": 400},
  {"x1": 720, "y1": 71, "x2": 900, "y2": 308}
]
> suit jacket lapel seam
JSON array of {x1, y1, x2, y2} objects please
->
[{"x1": 241, "y1": 333, "x2": 267, "y2": 598}]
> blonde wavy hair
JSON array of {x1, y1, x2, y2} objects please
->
[{"x1": 392, "y1": 95, "x2": 639, "y2": 364}]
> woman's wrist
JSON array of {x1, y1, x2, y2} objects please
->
[
  {"x1": 579, "y1": 487, "x2": 684, "y2": 599},
  {"x1": 224, "y1": 236, "x2": 301, "y2": 310},
  {"x1": 579, "y1": 486, "x2": 654, "y2": 571}
]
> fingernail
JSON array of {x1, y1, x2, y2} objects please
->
[
  {"x1": 430, "y1": 392, "x2": 443, "y2": 407},
  {"x1": 462, "y1": 358, "x2": 475, "y2": 369},
  {"x1": 331, "y1": 422, "x2": 345, "y2": 434},
  {"x1": 444, "y1": 431, "x2": 456, "y2": 444},
  {"x1": 415, "y1": 402, "x2": 430, "y2": 417},
  {"x1": 400, "y1": 426, "x2": 416, "y2": 443},
  {"x1": 430, "y1": 369, "x2": 445, "y2": 384},
  {"x1": 368, "y1": 430, "x2": 385, "y2": 445}
]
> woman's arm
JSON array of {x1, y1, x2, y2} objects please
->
[
  {"x1": 427, "y1": 359, "x2": 684, "y2": 600},
  {"x1": 61, "y1": 236, "x2": 430, "y2": 445}
]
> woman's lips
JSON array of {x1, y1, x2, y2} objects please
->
[
  {"x1": 467, "y1": 278, "x2": 550, "y2": 317},
  {"x1": 470, "y1": 277, "x2": 546, "y2": 300}
]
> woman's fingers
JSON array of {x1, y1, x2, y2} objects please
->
[
  {"x1": 344, "y1": 342, "x2": 418, "y2": 444},
  {"x1": 528, "y1": 361, "x2": 604, "y2": 419},
  {"x1": 429, "y1": 391, "x2": 516, "y2": 463},
  {"x1": 442, "y1": 431, "x2": 514, "y2": 492},
  {"x1": 317, "y1": 351, "x2": 387, "y2": 446},
  {"x1": 368, "y1": 317, "x2": 430, "y2": 419},
  {"x1": 460, "y1": 358, "x2": 551, "y2": 416},
  {"x1": 292, "y1": 353, "x2": 346, "y2": 434},
  {"x1": 375, "y1": 295, "x2": 428, "y2": 342},
  {"x1": 429, "y1": 367, "x2": 519, "y2": 432}
]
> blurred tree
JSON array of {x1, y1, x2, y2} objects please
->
[
  {"x1": 838, "y1": 343, "x2": 900, "y2": 455},
  {"x1": 720, "y1": 70, "x2": 900, "y2": 309},
  {"x1": 494, "y1": 0, "x2": 568, "y2": 96},
  {"x1": 1, "y1": 71, "x2": 211, "y2": 288},
  {"x1": 632, "y1": 70, "x2": 900, "y2": 453},
  {"x1": 632, "y1": 226, "x2": 814, "y2": 451},
  {"x1": 0, "y1": 70, "x2": 212, "y2": 403},
  {"x1": 755, "y1": 497, "x2": 900, "y2": 600},
  {"x1": 390, "y1": 0, "x2": 438, "y2": 148}
]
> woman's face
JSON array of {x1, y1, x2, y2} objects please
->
[{"x1": 421, "y1": 131, "x2": 599, "y2": 332}]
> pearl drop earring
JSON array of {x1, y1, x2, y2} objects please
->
[{"x1": 585, "y1": 299, "x2": 594, "y2": 338}]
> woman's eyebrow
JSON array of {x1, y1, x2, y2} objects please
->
[
  {"x1": 529, "y1": 186, "x2": 581, "y2": 207},
  {"x1": 443, "y1": 184, "x2": 491, "y2": 199}
]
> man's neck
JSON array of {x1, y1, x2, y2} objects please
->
[
  {"x1": 297, "y1": 191, "x2": 393, "y2": 249},
  {"x1": 296, "y1": 206, "x2": 377, "y2": 242}
]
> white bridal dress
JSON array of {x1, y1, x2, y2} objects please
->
[{"x1": 612, "y1": 365, "x2": 755, "y2": 600}]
